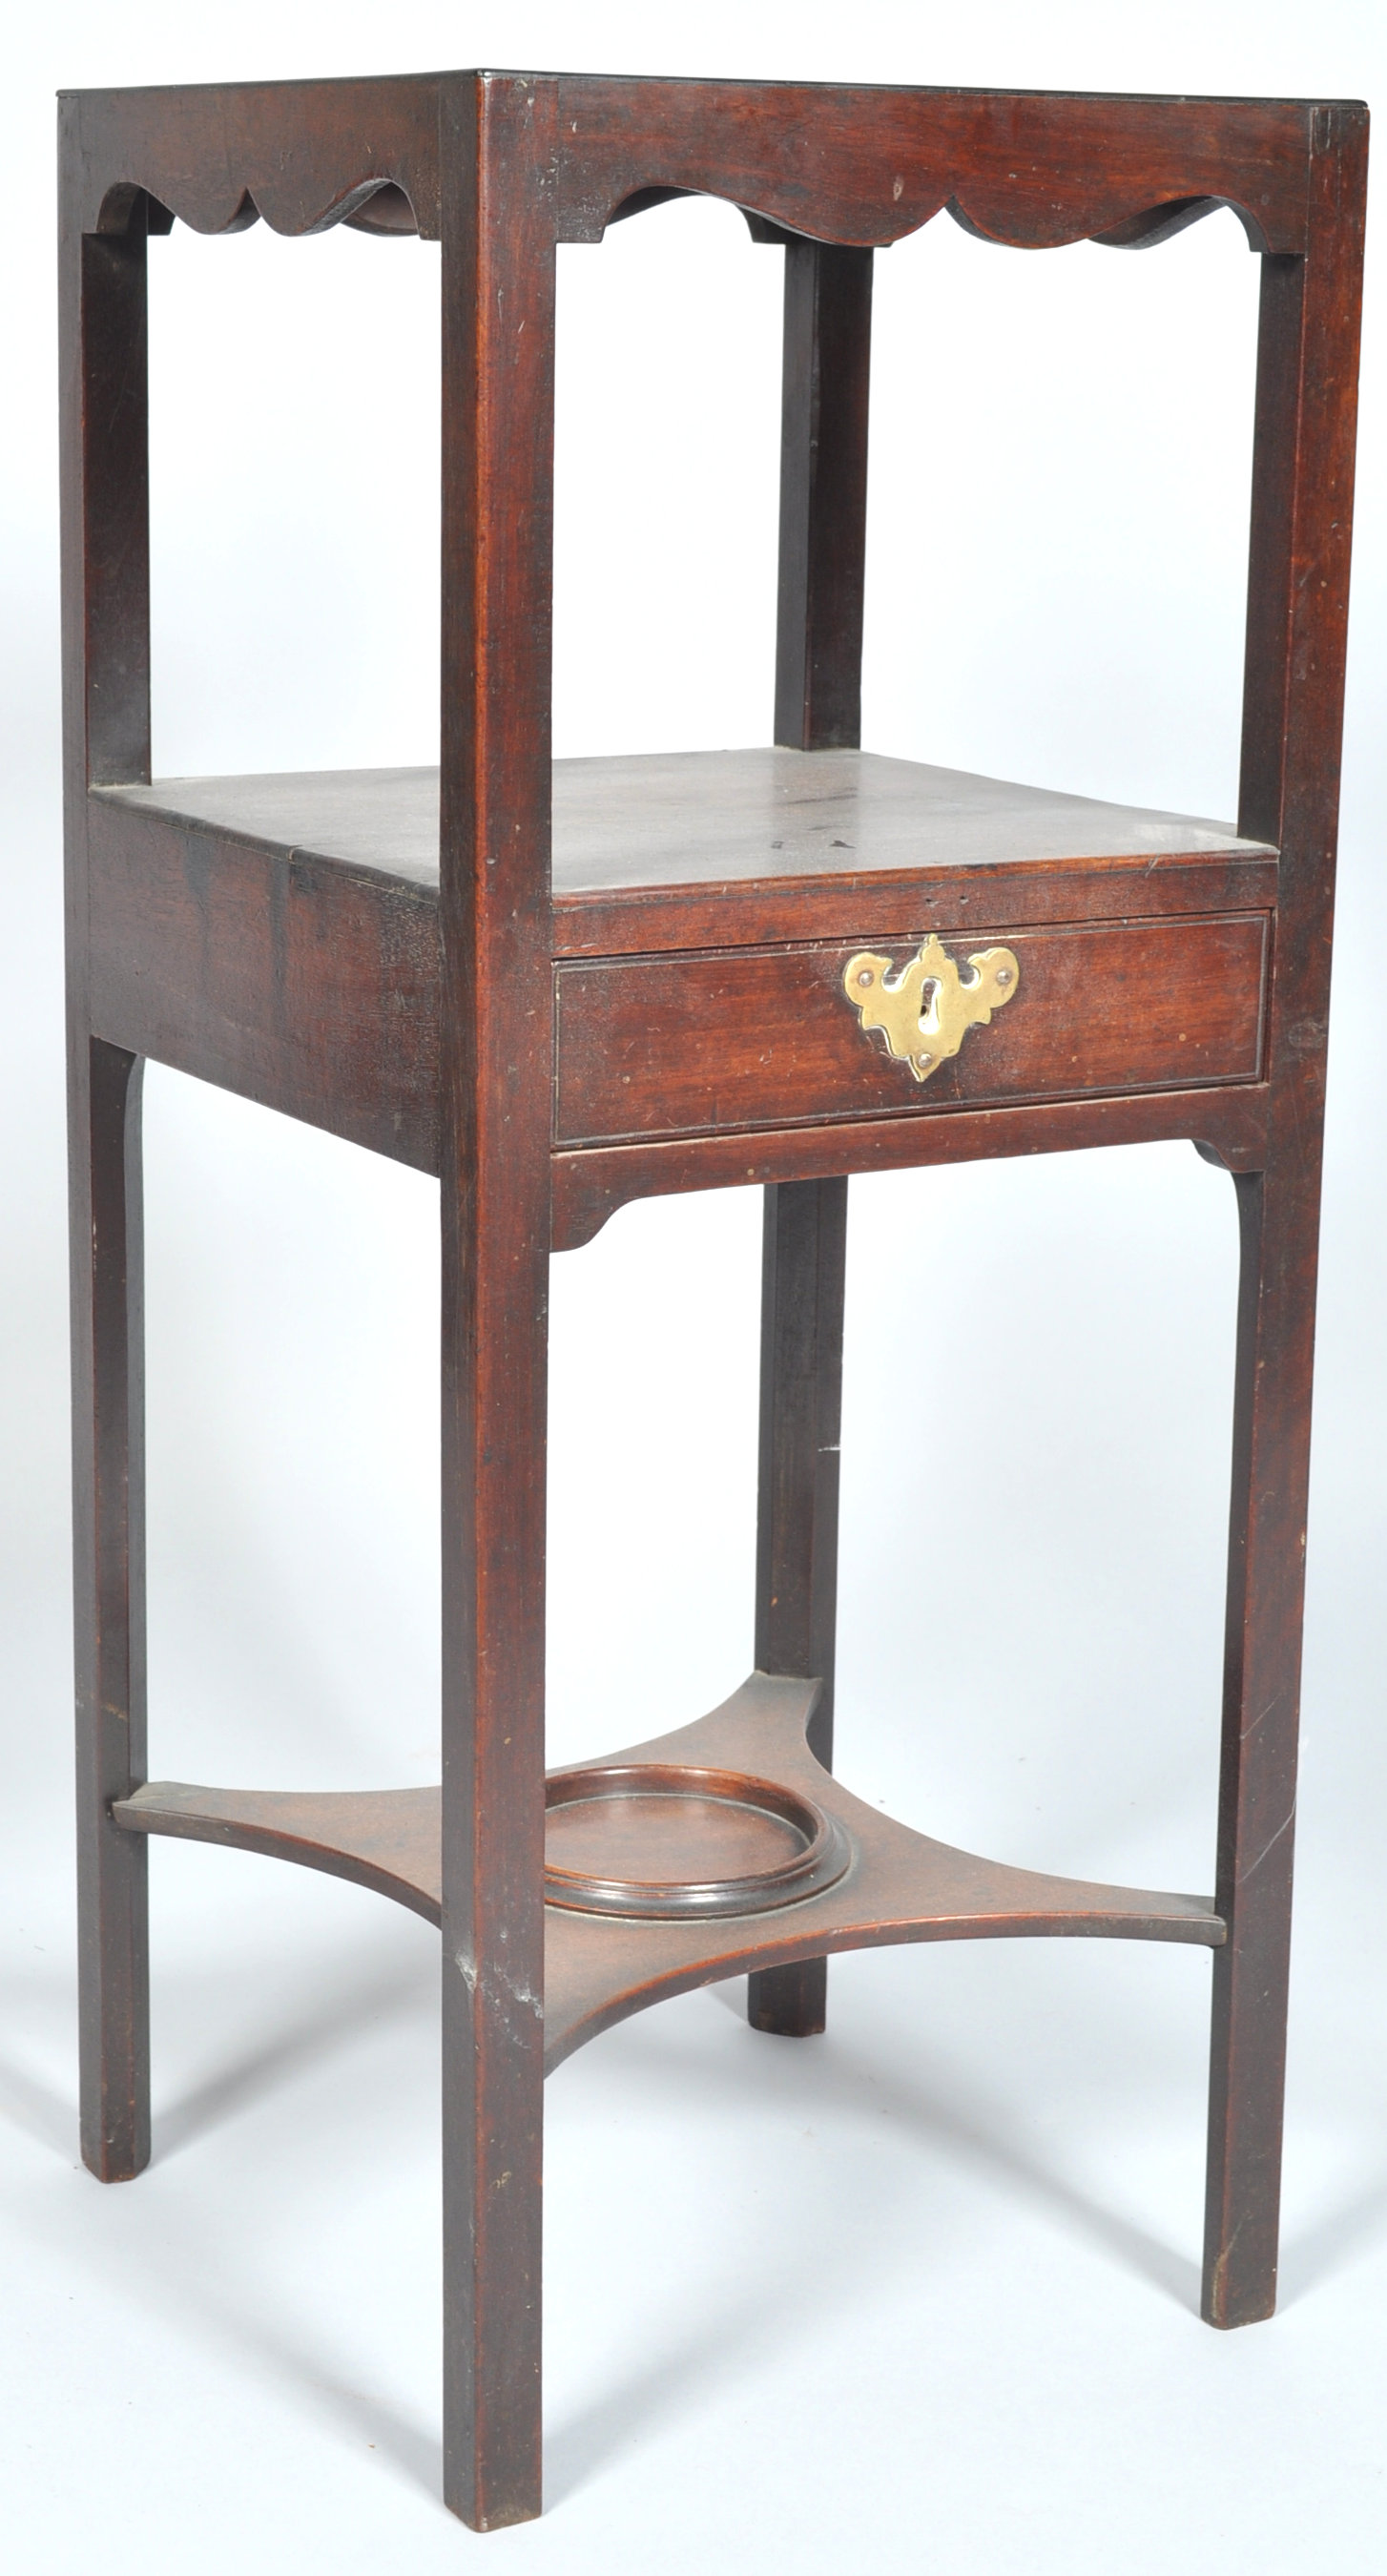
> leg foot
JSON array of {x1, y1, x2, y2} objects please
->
[{"x1": 748, "y1": 1957, "x2": 827, "y2": 2038}]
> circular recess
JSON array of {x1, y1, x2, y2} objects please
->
[{"x1": 543, "y1": 1761, "x2": 851, "y2": 1921}]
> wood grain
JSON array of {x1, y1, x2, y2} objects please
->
[
  {"x1": 114, "y1": 1779, "x2": 443, "y2": 1923},
  {"x1": 1202, "y1": 104, "x2": 1370, "y2": 2334},
  {"x1": 437, "y1": 74, "x2": 554, "y2": 2530},
  {"x1": 750, "y1": 1177, "x2": 847, "y2": 2037},
  {"x1": 87, "y1": 790, "x2": 439, "y2": 1170},
  {"x1": 109, "y1": 1674, "x2": 1225, "y2": 2085},
  {"x1": 539, "y1": 79, "x2": 1321, "y2": 255},
  {"x1": 98, "y1": 749, "x2": 1273, "y2": 896},
  {"x1": 752, "y1": 240, "x2": 867, "y2": 2040},
  {"x1": 62, "y1": 179, "x2": 154, "y2": 2184},
  {"x1": 553, "y1": 913, "x2": 1269, "y2": 1146},
  {"x1": 67, "y1": 74, "x2": 1326, "y2": 257},
  {"x1": 87, "y1": 755, "x2": 1276, "y2": 1195},
  {"x1": 60, "y1": 63, "x2": 1366, "y2": 2536},
  {"x1": 774, "y1": 243, "x2": 872, "y2": 749},
  {"x1": 549, "y1": 1081, "x2": 1273, "y2": 1251},
  {"x1": 64, "y1": 73, "x2": 443, "y2": 239}
]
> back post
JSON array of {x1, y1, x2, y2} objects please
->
[
  {"x1": 59, "y1": 150, "x2": 156, "y2": 2182},
  {"x1": 749, "y1": 240, "x2": 872, "y2": 2040}
]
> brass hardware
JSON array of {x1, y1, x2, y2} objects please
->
[{"x1": 841, "y1": 934, "x2": 1021, "y2": 1082}]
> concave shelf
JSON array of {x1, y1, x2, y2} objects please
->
[
  {"x1": 100, "y1": 746, "x2": 1273, "y2": 904},
  {"x1": 114, "y1": 1673, "x2": 1223, "y2": 2073}
]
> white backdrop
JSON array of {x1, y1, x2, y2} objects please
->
[{"x1": 1, "y1": 5, "x2": 1383, "y2": 2570}]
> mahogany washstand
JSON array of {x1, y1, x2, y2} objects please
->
[{"x1": 60, "y1": 72, "x2": 1367, "y2": 2530}]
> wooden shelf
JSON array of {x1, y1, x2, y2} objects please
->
[
  {"x1": 85, "y1": 744, "x2": 1279, "y2": 1228},
  {"x1": 114, "y1": 1675, "x2": 1223, "y2": 2076},
  {"x1": 101, "y1": 745, "x2": 1274, "y2": 909}
]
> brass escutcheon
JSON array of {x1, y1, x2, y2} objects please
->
[{"x1": 841, "y1": 933, "x2": 1021, "y2": 1083}]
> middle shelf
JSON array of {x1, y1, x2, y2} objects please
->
[{"x1": 88, "y1": 744, "x2": 1277, "y2": 1233}]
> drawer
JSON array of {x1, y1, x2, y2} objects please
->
[{"x1": 552, "y1": 913, "x2": 1269, "y2": 1147}]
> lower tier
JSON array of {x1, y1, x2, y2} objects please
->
[{"x1": 114, "y1": 1672, "x2": 1223, "y2": 2073}]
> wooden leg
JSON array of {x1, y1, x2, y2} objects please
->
[
  {"x1": 748, "y1": 1177, "x2": 847, "y2": 2038},
  {"x1": 1203, "y1": 1161, "x2": 1317, "y2": 2326},
  {"x1": 439, "y1": 1161, "x2": 548, "y2": 2526},
  {"x1": 72, "y1": 1038, "x2": 150, "y2": 2182}
]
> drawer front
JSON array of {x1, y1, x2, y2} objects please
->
[{"x1": 553, "y1": 914, "x2": 1268, "y2": 1147}]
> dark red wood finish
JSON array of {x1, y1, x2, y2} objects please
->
[
  {"x1": 753, "y1": 238, "x2": 865, "y2": 2040},
  {"x1": 113, "y1": 1672, "x2": 1226, "y2": 2058},
  {"x1": 61, "y1": 186, "x2": 155, "y2": 2186},
  {"x1": 552, "y1": 913, "x2": 1270, "y2": 1143},
  {"x1": 60, "y1": 72, "x2": 1367, "y2": 2529},
  {"x1": 434, "y1": 80, "x2": 557, "y2": 2529},
  {"x1": 81, "y1": 759, "x2": 1279, "y2": 1193},
  {"x1": 748, "y1": 1179, "x2": 847, "y2": 2039},
  {"x1": 1201, "y1": 122, "x2": 1369, "y2": 2331}
]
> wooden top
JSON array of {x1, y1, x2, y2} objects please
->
[{"x1": 103, "y1": 750, "x2": 1273, "y2": 900}]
